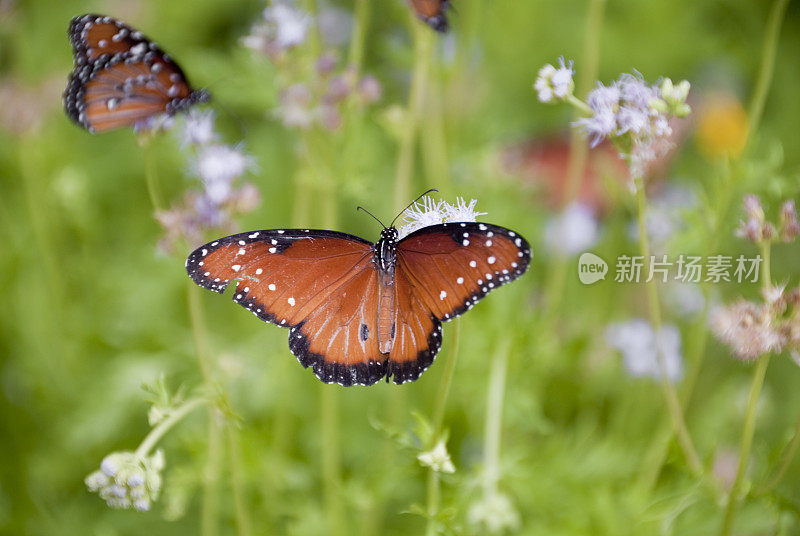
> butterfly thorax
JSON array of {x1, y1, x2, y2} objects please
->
[{"x1": 374, "y1": 227, "x2": 399, "y2": 274}]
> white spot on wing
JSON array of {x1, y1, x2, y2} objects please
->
[
  {"x1": 268, "y1": 284, "x2": 276, "y2": 291},
  {"x1": 255, "y1": 268, "x2": 263, "y2": 275},
  {"x1": 232, "y1": 265, "x2": 241, "y2": 272},
  {"x1": 288, "y1": 297, "x2": 296, "y2": 306},
  {"x1": 488, "y1": 256, "x2": 496, "y2": 264},
  {"x1": 457, "y1": 277, "x2": 464, "y2": 284},
  {"x1": 439, "y1": 290, "x2": 447, "y2": 300}
]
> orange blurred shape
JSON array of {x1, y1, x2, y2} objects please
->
[
  {"x1": 502, "y1": 136, "x2": 628, "y2": 214},
  {"x1": 695, "y1": 92, "x2": 748, "y2": 160}
]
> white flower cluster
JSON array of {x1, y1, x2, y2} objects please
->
[
  {"x1": 156, "y1": 111, "x2": 260, "y2": 253},
  {"x1": 574, "y1": 74, "x2": 690, "y2": 180},
  {"x1": 534, "y1": 57, "x2": 575, "y2": 103},
  {"x1": 241, "y1": 0, "x2": 313, "y2": 56},
  {"x1": 417, "y1": 439, "x2": 456, "y2": 474},
  {"x1": 397, "y1": 196, "x2": 487, "y2": 239},
  {"x1": 605, "y1": 319, "x2": 683, "y2": 382},
  {"x1": 544, "y1": 202, "x2": 598, "y2": 256},
  {"x1": 468, "y1": 490, "x2": 521, "y2": 534},
  {"x1": 85, "y1": 450, "x2": 165, "y2": 511}
]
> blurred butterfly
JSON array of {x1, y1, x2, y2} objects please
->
[
  {"x1": 410, "y1": 0, "x2": 451, "y2": 33},
  {"x1": 63, "y1": 14, "x2": 209, "y2": 133},
  {"x1": 186, "y1": 208, "x2": 530, "y2": 386}
]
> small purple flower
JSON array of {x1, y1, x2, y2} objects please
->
[
  {"x1": 605, "y1": 319, "x2": 683, "y2": 382},
  {"x1": 192, "y1": 144, "x2": 253, "y2": 197},
  {"x1": 263, "y1": 1, "x2": 313, "y2": 49},
  {"x1": 544, "y1": 202, "x2": 598, "y2": 256},
  {"x1": 180, "y1": 110, "x2": 217, "y2": 148},
  {"x1": 575, "y1": 81, "x2": 620, "y2": 146},
  {"x1": 534, "y1": 58, "x2": 575, "y2": 103}
]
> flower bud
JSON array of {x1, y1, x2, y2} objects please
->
[
  {"x1": 417, "y1": 439, "x2": 456, "y2": 474},
  {"x1": 779, "y1": 199, "x2": 799, "y2": 242}
]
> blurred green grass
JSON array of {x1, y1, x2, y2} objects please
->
[{"x1": 2, "y1": 0, "x2": 800, "y2": 535}]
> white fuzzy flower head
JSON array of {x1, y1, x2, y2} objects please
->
[
  {"x1": 574, "y1": 72, "x2": 689, "y2": 185},
  {"x1": 417, "y1": 439, "x2": 456, "y2": 474},
  {"x1": 534, "y1": 57, "x2": 575, "y2": 103},
  {"x1": 86, "y1": 450, "x2": 165, "y2": 511},
  {"x1": 468, "y1": 490, "x2": 521, "y2": 534},
  {"x1": 397, "y1": 196, "x2": 487, "y2": 239},
  {"x1": 192, "y1": 144, "x2": 253, "y2": 203},
  {"x1": 544, "y1": 202, "x2": 598, "y2": 256},
  {"x1": 180, "y1": 109, "x2": 217, "y2": 148},
  {"x1": 605, "y1": 319, "x2": 683, "y2": 382},
  {"x1": 444, "y1": 197, "x2": 488, "y2": 223},
  {"x1": 709, "y1": 300, "x2": 784, "y2": 361},
  {"x1": 264, "y1": 1, "x2": 313, "y2": 49}
]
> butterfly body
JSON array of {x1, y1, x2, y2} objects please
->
[
  {"x1": 64, "y1": 14, "x2": 209, "y2": 133},
  {"x1": 186, "y1": 223, "x2": 530, "y2": 386},
  {"x1": 409, "y1": 0, "x2": 451, "y2": 33}
]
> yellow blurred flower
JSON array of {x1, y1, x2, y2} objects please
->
[{"x1": 696, "y1": 93, "x2": 749, "y2": 159}]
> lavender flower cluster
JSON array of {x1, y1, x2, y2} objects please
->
[
  {"x1": 535, "y1": 60, "x2": 690, "y2": 184},
  {"x1": 156, "y1": 111, "x2": 260, "y2": 253},
  {"x1": 242, "y1": 4, "x2": 381, "y2": 133},
  {"x1": 735, "y1": 194, "x2": 799, "y2": 244},
  {"x1": 85, "y1": 450, "x2": 165, "y2": 511},
  {"x1": 277, "y1": 56, "x2": 382, "y2": 132},
  {"x1": 711, "y1": 285, "x2": 800, "y2": 361}
]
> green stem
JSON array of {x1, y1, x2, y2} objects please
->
[
  {"x1": 425, "y1": 320, "x2": 460, "y2": 535},
  {"x1": 719, "y1": 353, "x2": 771, "y2": 536},
  {"x1": 745, "y1": 0, "x2": 790, "y2": 145},
  {"x1": 134, "y1": 397, "x2": 208, "y2": 459},
  {"x1": 394, "y1": 20, "x2": 432, "y2": 211},
  {"x1": 565, "y1": 94, "x2": 594, "y2": 118},
  {"x1": 760, "y1": 241, "x2": 771, "y2": 288},
  {"x1": 320, "y1": 385, "x2": 343, "y2": 536},
  {"x1": 187, "y1": 281, "x2": 221, "y2": 536},
  {"x1": 227, "y1": 424, "x2": 253, "y2": 536},
  {"x1": 138, "y1": 133, "x2": 163, "y2": 212},
  {"x1": 202, "y1": 411, "x2": 222, "y2": 536},
  {"x1": 482, "y1": 339, "x2": 512, "y2": 494},
  {"x1": 347, "y1": 0, "x2": 369, "y2": 70},
  {"x1": 432, "y1": 320, "x2": 461, "y2": 433},
  {"x1": 634, "y1": 176, "x2": 703, "y2": 477},
  {"x1": 541, "y1": 0, "x2": 605, "y2": 316}
]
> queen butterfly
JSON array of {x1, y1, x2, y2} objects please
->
[
  {"x1": 63, "y1": 14, "x2": 209, "y2": 133},
  {"x1": 186, "y1": 218, "x2": 530, "y2": 386},
  {"x1": 409, "y1": 0, "x2": 451, "y2": 33}
]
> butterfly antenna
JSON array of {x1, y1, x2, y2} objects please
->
[
  {"x1": 357, "y1": 206, "x2": 387, "y2": 229},
  {"x1": 389, "y1": 188, "x2": 439, "y2": 228}
]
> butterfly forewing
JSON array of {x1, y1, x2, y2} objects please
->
[
  {"x1": 396, "y1": 223, "x2": 531, "y2": 321},
  {"x1": 64, "y1": 14, "x2": 208, "y2": 132},
  {"x1": 69, "y1": 14, "x2": 152, "y2": 61}
]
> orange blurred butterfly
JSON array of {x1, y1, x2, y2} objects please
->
[
  {"x1": 64, "y1": 14, "x2": 209, "y2": 133},
  {"x1": 409, "y1": 0, "x2": 451, "y2": 32}
]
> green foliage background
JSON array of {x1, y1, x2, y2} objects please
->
[{"x1": 2, "y1": 0, "x2": 800, "y2": 535}]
